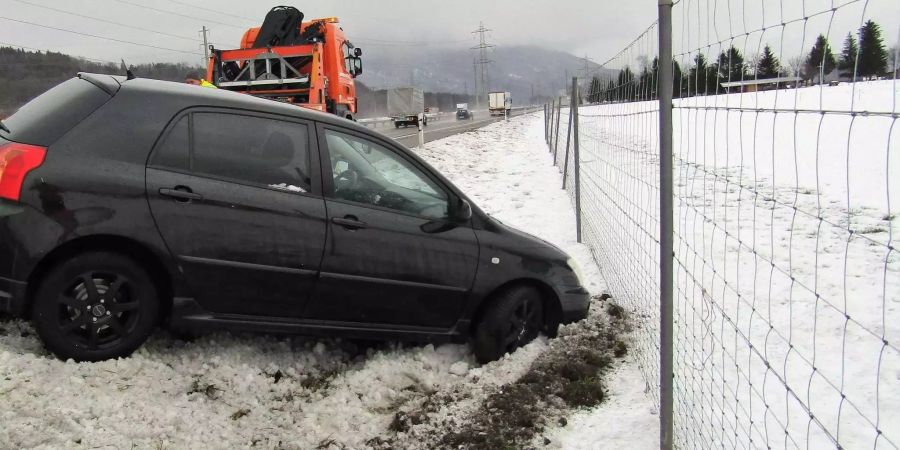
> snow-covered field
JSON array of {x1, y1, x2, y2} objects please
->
[
  {"x1": 575, "y1": 80, "x2": 899, "y2": 449},
  {"x1": 0, "y1": 115, "x2": 657, "y2": 449}
]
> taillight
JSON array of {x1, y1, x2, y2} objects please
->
[{"x1": 0, "y1": 143, "x2": 47, "y2": 201}]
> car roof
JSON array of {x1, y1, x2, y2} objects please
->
[{"x1": 90, "y1": 73, "x2": 373, "y2": 134}]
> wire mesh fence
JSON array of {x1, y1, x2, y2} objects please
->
[{"x1": 545, "y1": 0, "x2": 898, "y2": 447}]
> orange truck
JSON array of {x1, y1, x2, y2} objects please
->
[{"x1": 206, "y1": 6, "x2": 362, "y2": 120}]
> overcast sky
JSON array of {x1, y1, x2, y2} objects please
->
[{"x1": 0, "y1": 0, "x2": 896, "y2": 68}]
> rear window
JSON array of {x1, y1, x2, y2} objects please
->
[{"x1": 0, "y1": 78, "x2": 113, "y2": 147}]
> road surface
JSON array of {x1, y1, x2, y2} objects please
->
[{"x1": 365, "y1": 110, "x2": 529, "y2": 148}]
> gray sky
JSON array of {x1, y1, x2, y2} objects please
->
[{"x1": 0, "y1": 0, "x2": 896, "y2": 68}]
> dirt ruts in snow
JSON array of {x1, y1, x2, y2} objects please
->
[{"x1": 376, "y1": 296, "x2": 630, "y2": 450}]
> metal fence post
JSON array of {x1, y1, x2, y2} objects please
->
[
  {"x1": 544, "y1": 103, "x2": 547, "y2": 144},
  {"x1": 558, "y1": 91, "x2": 574, "y2": 166},
  {"x1": 553, "y1": 98, "x2": 562, "y2": 156},
  {"x1": 549, "y1": 100, "x2": 556, "y2": 150},
  {"x1": 571, "y1": 77, "x2": 581, "y2": 243},
  {"x1": 658, "y1": 1, "x2": 675, "y2": 449}
]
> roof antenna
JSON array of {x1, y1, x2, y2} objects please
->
[{"x1": 120, "y1": 59, "x2": 135, "y2": 80}]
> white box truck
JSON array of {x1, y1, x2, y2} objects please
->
[
  {"x1": 388, "y1": 87, "x2": 426, "y2": 128},
  {"x1": 489, "y1": 91, "x2": 511, "y2": 116}
]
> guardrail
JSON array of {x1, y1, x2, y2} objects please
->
[
  {"x1": 358, "y1": 106, "x2": 540, "y2": 129},
  {"x1": 358, "y1": 112, "x2": 448, "y2": 129}
]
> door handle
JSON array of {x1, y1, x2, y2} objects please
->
[
  {"x1": 159, "y1": 186, "x2": 203, "y2": 202},
  {"x1": 331, "y1": 216, "x2": 367, "y2": 230}
]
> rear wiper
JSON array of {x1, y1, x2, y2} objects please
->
[{"x1": 0, "y1": 120, "x2": 9, "y2": 133}]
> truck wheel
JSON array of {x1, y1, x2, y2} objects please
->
[
  {"x1": 31, "y1": 251, "x2": 160, "y2": 362},
  {"x1": 395, "y1": 123, "x2": 400, "y2": 129},
  {"x1": 472, "y1": 285, "x2": 544, "y2": 363}
]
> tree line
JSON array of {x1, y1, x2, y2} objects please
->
[
  {"x1": 586, "y1": 19, "x2": 895, "y2": 103},
  {"x1": 0, "y1": 47, "x2": 205, "y2": 117}
]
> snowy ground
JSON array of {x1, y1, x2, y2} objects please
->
[
  {"x1": 0, "y1": 114, "x2": 657, "y2": 449},
  {"x1": 573, "y1": 80, "x2": 899, "y2": 449}
]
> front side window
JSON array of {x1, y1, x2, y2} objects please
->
[
  {"x1": 324, "y1": 129, "x2": 448, "y2": 219},
  {"x1": 342, "y1": 42, "x2": 353, "y2": 73},
  {"x1": 192, "y1": 113, "x2": 311, "y2": 193}
]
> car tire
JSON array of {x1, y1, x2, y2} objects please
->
[
  {"x1": 472, "y1": 285, "x2": 544, "y2": 363},
  {"x1": 32, "y1": 251, "x2": 160, "y2": 362}
]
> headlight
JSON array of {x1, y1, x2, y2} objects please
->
[{"x1": 567, "y1": 257, "x2": 586, "y2": 285}]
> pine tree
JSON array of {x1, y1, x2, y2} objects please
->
[
  {"x1": 604, "y1": 79, "x2": 615, "y2": 102},
  {"x1": 717, "y1": 46, "x2": 748, "y2": 90},
  {"x1": 588, "y1": 76, "x2": 602, "y2": 103},
  {"x1": 838, "y1": 32, "x2": 859, "y2": 77},
  {"x1": 756, "y1": 45, "x2": 782, "y2": 78},
  {"x1": 857, "y1": 20, "x2": 888, "y2": 78},
  {"x1": 689, "y1": 53, "x2": 713, "y2": 95},
  {"x1": 616, "y1": 66, "x2": 635, "y2": 101},
  {"x1": 672, "y1": 60, "x2": 683, "y2": 98},
  {"x1": 804, "y1": 34, "x2": 837, "y2": 80}
]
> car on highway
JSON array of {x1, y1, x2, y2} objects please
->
[
  {"x1": 456, "y1": 103, "x2": 471, "y2": 120},
  {"x1": 0, "y1": 73, "x2": 590, "y2": 363}
]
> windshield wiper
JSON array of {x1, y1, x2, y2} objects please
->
[{"x1": 0, "y1": 120, "x2": 9, "y2": 134}]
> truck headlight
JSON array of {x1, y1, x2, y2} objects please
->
[{"x1": 567, "y1": 258, "x2": 586, "y2": 285}]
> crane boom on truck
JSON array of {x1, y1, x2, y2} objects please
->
[{"x1": 206, "y1": 6, "x2": 362, "y2": 120}]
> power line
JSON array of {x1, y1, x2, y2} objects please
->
[
  {"x1": 353, "y1": 37, "x2": 470, "y2": 45},
  {"x1": 10, "y1": 0, "x2": 200, "y2": 43},
  {"x1": 110, "y1": 0, "x2": 246, "y2": 29},
  {"x1": 0, "y1": 16, "x2": 203, "y2": 55},
  {"x1": 161, "y1": 0, "x2": 257, "y2": 23}
]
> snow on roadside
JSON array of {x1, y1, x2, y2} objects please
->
[{"x1": 0, "y1": 113, "x2": 656, "y2": 449}]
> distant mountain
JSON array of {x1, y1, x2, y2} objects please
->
[{"x1": 355, "y1": 45, "x2": 613, "y2": 105}]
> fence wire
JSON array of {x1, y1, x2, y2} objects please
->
[{"x1": 546, "y1": 0, "x2": 898, "y2": 447}]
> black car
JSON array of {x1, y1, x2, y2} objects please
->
[
  {"x1": 0, "y1": 73, "x2": 589, "y2": 363},
  {"x1": 456, "y1": 108, "x2": 471, "y2": 120}
]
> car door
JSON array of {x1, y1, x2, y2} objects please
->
[
  {"x1": 307, "y1": 124, "x2": 479, "y2": 328},
  {"x1": 146, "y1": 110, "x2": 327, "y2": 317}
]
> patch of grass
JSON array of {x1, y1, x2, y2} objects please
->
[
  {"x1": 607, "y1": 303, "x2": 624, "y2": 318},
  {"x1": 859, "y1": 226, "x2": 887, "y2": 235},
  {"x1": 230, "y1": 408, "x2": 250, "y2": 420},
  {"x1": 188, "y1": 378, "x2": 221, "y2": 400},
  {"x1": 559, "y1": 376, "x2": 605, "y2": 407},
  {"x1": 300, "y1": 369, "x2": 339, "y2": 391}
]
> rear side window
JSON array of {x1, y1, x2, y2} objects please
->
[
  {"x1": 192, "y1": 113, "x2": 311, "y2": 193},
  {"x1": 151, "y1": 116, "x2": 189, "y2": 170},
  {"x1": 0, "y1": 78, "x2": 112, "y2": 147}
]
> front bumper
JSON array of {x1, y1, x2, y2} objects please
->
[
  {"x1": 0, "y1": 276, "x2": 28, "y2": 317},
  {"x1": 559, "y1": 286, "x2": 590, "y2": 324}
]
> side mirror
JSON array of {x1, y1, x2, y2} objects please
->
[
  {"x1": 456, "y1": 198, "x2": 473, "y2": 221},
  {"x1": 353, "y1": 57, "x2": 363, "y2": 76},
  {"x1": 354, "y1": 47, "x2": 362, "y2": 57}
]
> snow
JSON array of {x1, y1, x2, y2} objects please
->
[
  {"x1": 0, "y1": 113, "x2": 656, "y2": 448},
  {"x1": 573, "y1": 80, "x2": 899, "y2": 449},
  {"x1": 268, "y1": 183, "x2": 307, "y2": 193}
]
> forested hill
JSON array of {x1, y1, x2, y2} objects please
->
[{"x1": 0, "y1": 47, "x2": 203, "y2": 116}]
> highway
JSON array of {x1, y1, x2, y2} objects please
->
[{"x1": 362, "y1": 109, "x2": 533, "y2": 148}]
